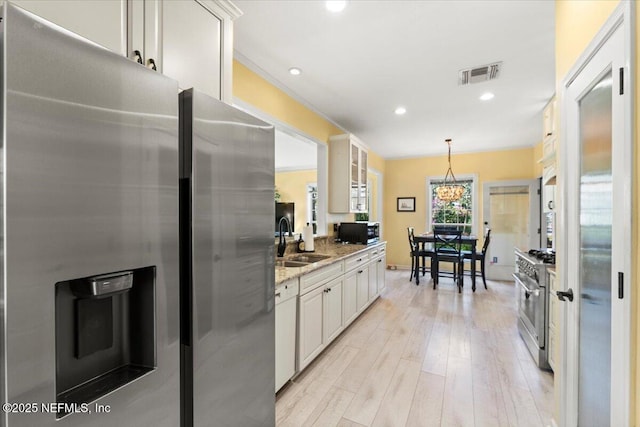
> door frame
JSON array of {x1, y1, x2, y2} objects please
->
[
  {"x1": 558, "y1": 2, "x2": 634, "y2": 426},
  {"x1": 482, "y1": 179, "x2": 540, "y2": 280}
]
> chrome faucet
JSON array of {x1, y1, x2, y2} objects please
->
[{"x1": 277, "y1": 216, "x2": 292, "y2": 257}]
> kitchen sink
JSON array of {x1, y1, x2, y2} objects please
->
[
  {"x1": 275, "y1": 260, "x2": 309, "y2": 268},
  {"x1": 288, "y1": 254, "x2": 332, "y2": 263}
]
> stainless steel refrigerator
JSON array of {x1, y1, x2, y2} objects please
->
[
  {"x1": 179, "y1": 89, "x2": 275, "y2": 427},
  {"x1": 1, "y1": 3, "x2": 180, "y2": 426}
]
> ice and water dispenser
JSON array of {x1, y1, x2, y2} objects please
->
[{"x1": 55, "y1": 266, "x2": 156, "y2": 417}]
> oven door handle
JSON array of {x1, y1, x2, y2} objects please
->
[{"x1": 512, "y1": 273, "x2": 540, "y2": 297}]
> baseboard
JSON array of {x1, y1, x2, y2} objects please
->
[{"x1": 387, "y1": 264, "x2": 412, "y2": 271}]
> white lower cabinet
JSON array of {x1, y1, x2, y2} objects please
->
[
  {"x1": 293, "y1": 243, "x2": 387, "y2": 373},
  {"x1": 275, "y1": 279, "x2": 298, "y2": 392},
  {"x1": 343, "y1": 270, "x2": 359, "y2": 327},
  {"x1": 356, "y1": 267, "x2": 369, "y2": 312},
  {"x1": 298, "y1": 285, "x2": 325, "y2": 370},
  {"x1": 368, "y1": 261, "x2": 378, "y2": 302},
  {"x1": 298, "y1": 276, "x2": 344, "y2": 370},
  {"x1": 323, "y1": 278, "x2": 344, "y2": 343},
  {"x1": 547, "y1": 270, "x2": 557, "y2": 372},
  {"x1": 376, "y1": 255, "x2": 386, "y2": 293}
]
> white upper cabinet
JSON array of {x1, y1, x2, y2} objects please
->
[
  {"x1": 329, "y1": 134, "x2": 368, "y2": 214},
  {"x1": 12, "y1": 0, "x2": 239, "y2": 102},
  {"x1": 162, "y1": 1, "x2": 222, "y2": 99},
  {"x1": 12, "y1": 0, "x2": 128, "y2": 55}
]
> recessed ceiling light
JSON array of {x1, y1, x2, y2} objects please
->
[
  {"x1": 289, "y1": 67, "x2": 302, "y2": 76},
  {"x1": 326, "y1": 1, "x2": 347, "y2": 13},
  {"x1": 394, "y1": 106, "x2": 407, "y2": 115},
  {"x1": 479, "y1": 92, "x2": 495, "y2": 101}
]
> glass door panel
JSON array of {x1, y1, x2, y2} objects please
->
[
  {"x1": 350, "y1": 145, "x2": 358, "y2": 211},
  {"x1": 577, "y1": 70, "x2": 612, "y2": 426},
  {"x1": 359, "y1": 150, "x2": 367, "y2": 212}
]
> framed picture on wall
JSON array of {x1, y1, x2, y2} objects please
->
[{"x1": 397, "y1": 197, "x2": 415, "y2": 212}]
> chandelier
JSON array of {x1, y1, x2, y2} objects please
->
[{"x1": 436, "y1": 139, "x2": 465, "y2": 202}]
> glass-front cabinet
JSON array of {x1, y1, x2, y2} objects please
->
[{"x1": 329, "y1": 134, "x2": 368, "y2": 213}]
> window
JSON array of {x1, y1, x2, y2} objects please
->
[{"x1": 427, "y1": 177, "x2": 476, "y2": 234}]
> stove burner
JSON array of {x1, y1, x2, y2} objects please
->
[{"x1": 528, "y1": 249, "x2": 556, "y2": 264}]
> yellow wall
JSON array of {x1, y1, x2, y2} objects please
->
[
  {"x1": 367, "y1": 171, "x2": 379, "y2": 221},
  {"x1": 384, "y1": 147, "x2": 536, "y2": 267},
  {"x1": 276, "y1": 169, "x2": 317, "y2": 233},
  {"x1": 234, "y1": 61, "x2": 343, "y2": 143},
  {"x1": 555, "y1": 1, "x2": 620, "y2": 83},
  {"x1": 367, "y1": 149, "x2": 386, "y2": 174},
  {"x1": 556, "y1": 1, "x2": 639, "y2": 424}
]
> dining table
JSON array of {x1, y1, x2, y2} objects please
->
[{"x1": 413, "y1": 233, "x2": 479, "y2": 291}]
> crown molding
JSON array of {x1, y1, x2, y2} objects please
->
[{"x1": 212, "y1": 0, "x2": 243, "y2": 19}]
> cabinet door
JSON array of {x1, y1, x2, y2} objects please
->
[
  {"x1": 12, "y1": 0, "x2": 127, "y2": 55},
  {"x1": 376, "y1": 255, "x2": 386, "y2": 293},
  {"x1": 367, "y1": 262, "x2": 377, "y2": 302},
  {"x1": 275, "y1": 296, "x2": 296, "y2": 392},
  {"x1": 162, "y1": 0, "x2": 222, "y2": 99},
  {"x1": 356, "y1": 267, "x2": 369, "y2": 312},
  {"x1": 359, "y1": 149, "x2": 368, "y2": 212},
  {"x1": 323, "y1": 279, "x2": 344, "y2": 343},
  {"x1": 298, "y1": 286, "x2": 324, "y2": 370},
  {"x1": 343, "y1": 271, "x2": 358, "y2": 327}
]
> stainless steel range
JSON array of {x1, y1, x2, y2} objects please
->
[{"x1": 513, "y1": 248, "x2": 554, "y2": 370}]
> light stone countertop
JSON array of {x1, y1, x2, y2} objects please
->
[{"x1": 275, "y1": 240, "x2": 386, "y2": 285}]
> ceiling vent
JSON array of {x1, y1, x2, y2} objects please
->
[{"x1": 458, "y1": 62, "x2": 502, "y2": 85}]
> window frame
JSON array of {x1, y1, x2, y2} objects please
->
[{"x1": 425, "y1": 174, "x2": 478, "y2": 235}]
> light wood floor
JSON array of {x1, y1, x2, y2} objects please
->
[{"x1": 276, "y1": 270, "x2": 554, "y2": 427}]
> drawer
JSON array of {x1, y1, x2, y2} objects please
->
[
  {"x1": 344, "y1": 253, "x2": 369, "y2": 272},
  {"x1": 300, "y1": 262, "x2": 344, "y2": 294},
  {"x1": 368, "y1": 244, "x2": 386, "y2": 259},
  {"x1": 276, "y1": 279, "x2": 299, "y2": 303}
]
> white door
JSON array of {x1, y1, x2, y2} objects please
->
[
  {"x1": 560, "y1": 4, "x2": 631, "y2": 426},
  {"x1": 323, "y1": 278, "x2": 344, "y2": 343},
  {"x1": 483, "y1": 179, "x2": 540, "y2": 280}
]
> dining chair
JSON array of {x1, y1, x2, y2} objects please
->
[
  {"x1": 461, "y1": 229, "x2": 491, "y2": 289},
  {"x1": 407, "y1": 227, "x2": 434, "y2": 284},
  {"x1": 433, "y1": 228, "x2": 464, "y2": 292}
]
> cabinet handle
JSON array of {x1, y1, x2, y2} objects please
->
[
  {"x1": 275, "y1": 292, "x2": 281, "y2": 297},
  {"x1": 358, "y1": 270, "x2": 363, "y2": 274},
  {"x1": 133, "y1": 49, "x2": 143, "y2": 64},
  {"x1": 548, "y1": 200, "x2": 554, "y2": 210},
  {"x1": 546, "y1": 132, "x2": 553, "y2": 137},
  {"x1": 357, "y1": 258, "x2": 362, "y2": 262},
  {"x1": 378, "y1": 259, "x2": 382, "y2": 263},
  {"x1": 147, "y1": 58, "x2": 157, "y2": 71}
]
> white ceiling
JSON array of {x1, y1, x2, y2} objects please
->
[{"x1": 232, "y1": 0, "x2": 555, "y2": 159}]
